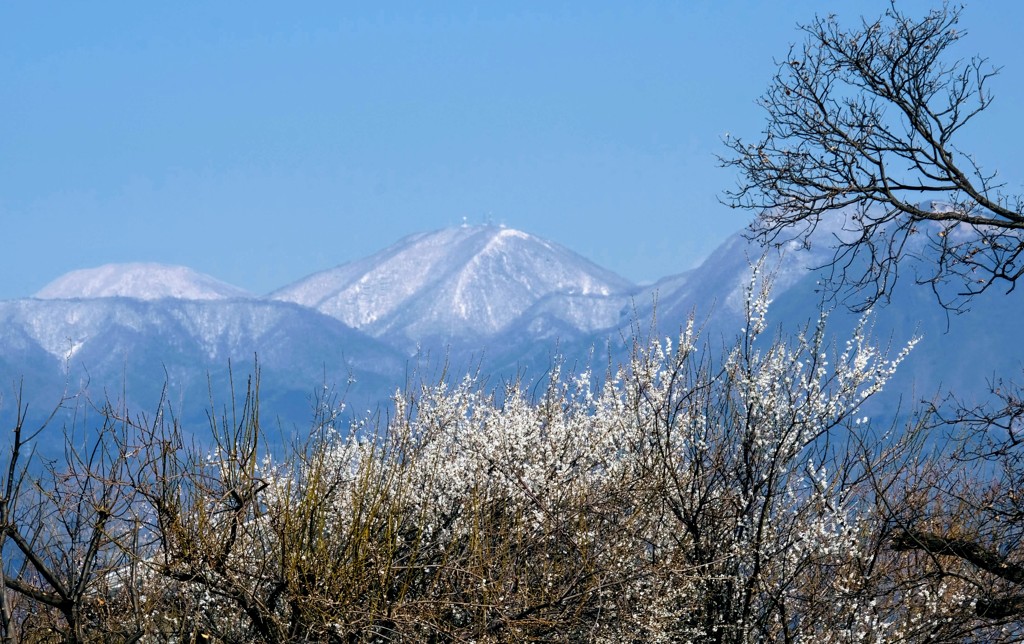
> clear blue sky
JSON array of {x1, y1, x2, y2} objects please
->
[{"x1": 2, "y1": 1, "x2": 1021, "y2": 299}]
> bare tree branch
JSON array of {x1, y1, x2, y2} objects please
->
[{"x1": 722, "y1": 2, "x2": 1023, "y2": 311}]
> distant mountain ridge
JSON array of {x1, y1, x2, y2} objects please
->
[
  {"x1": 3, "y1": 221, "x2": 1022, "y2": 437},
  {"x1": 0, "y1": 296, "x2": 405, "y2": 421}
]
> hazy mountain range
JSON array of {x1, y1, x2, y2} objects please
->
[{"x1": 4, "y1": 220, "x2": 1021, "y2": 439}]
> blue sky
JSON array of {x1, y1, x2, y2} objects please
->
[{"x1": 2, "y1": 1, "x2": 1022, "y2": 299}]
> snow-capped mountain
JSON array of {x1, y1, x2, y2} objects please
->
[
  {"x1": 270, "y1": 224, "x2": 636, "y2": 349},
  {"x1": 631, "y1": 210, "x2": 873, "y2": 337},
  {"x1": 35, "y1": 263, "x2": 252, "y2": 301},
  {"x1": 0, "y1": 297, "x2": 405, "y2": 437},
  {"x1": 631, "y1": 235, "x2": 830, "y2": 339},
  {"x1": 4, "y1": 217, "x2": 1023, "y2": 439},
  {"x1": 636, "y1": 218, "x2": 1024, "y2": 417}
]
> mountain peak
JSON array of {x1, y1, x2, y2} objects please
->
[
  {"x1": 271, "y1": 224, "x2": 635, "y2": 345},
  {"x1": 35, "y1": 263, "x2": 252, "y2": 301}
]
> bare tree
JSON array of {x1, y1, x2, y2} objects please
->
[
  {"x1": 0, "y1": 387, "x2": 144, "y2": 643},
  {"x1": 722, "y1": 2, "x2": 1021, "y2": 311}
]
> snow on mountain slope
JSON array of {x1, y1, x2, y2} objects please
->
[
  {"x1": 516, "y1": 291, "x2": 632, "y2": 338},
  {"x1": 0, "y1": 297, "x2": 408, "y2": 433},
  {"x1": 271, "y1": 224, "x2": 636, "y2": 347},
  {"x1": 627, "y1": 212, "x2": 1024, "y2": 421},
  {"x1": 0, "y1": 298, "x2": 398, "y2": 367},
  {"x1": 35, "y1": 263, "x2": 251, "y2": 301},
  {"x1": 638, "y1": 210, "x2": 887, "y2": 336}
]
